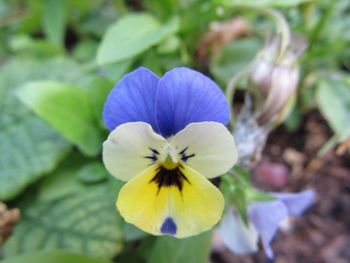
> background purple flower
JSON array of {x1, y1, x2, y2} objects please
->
[{"x1": 219, "y1": 189, "x2": 316, "y2": 258}]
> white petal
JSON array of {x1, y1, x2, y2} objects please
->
[
  {"x1": 170, "y1": 122, "x2": 237, "y2": 178},
  {"x1": 103, "y1": 122, "x2": 167, "y2": 181},
  {"x1": 218, "y1": 208, "x2": 259, "y2": 254}
]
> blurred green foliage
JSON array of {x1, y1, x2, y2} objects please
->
[{"x1": 0, "y1": 0, "x2": 349, "y2": 262}]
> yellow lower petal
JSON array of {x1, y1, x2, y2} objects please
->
[{"x1": 116, "y1": 163, "x2": 224, "y2": 238}]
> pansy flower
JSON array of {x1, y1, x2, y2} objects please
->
[
  {"x1": 102, "y1": 67, "x2": 238, "y2": 238},
  {"x1": 218, "y1": 189, "x2": 315, "y2": 258}
]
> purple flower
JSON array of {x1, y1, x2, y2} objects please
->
[
  {"x1": 218, "y1": 189, "x2": 315, "y2": 258},
  {"x1": 102, "y1": 67, "x2": 238, "y2": 238}
]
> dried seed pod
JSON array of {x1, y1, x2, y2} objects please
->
[
  {"x1": 0, "y1": 202, "x2": 20, "y2": 245},
  {"x1": 250, "y1": 35, "x2": 307, "y2": 125}
]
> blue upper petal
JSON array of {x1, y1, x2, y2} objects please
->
[
  {"x1": 249, "y1": 201, "x2": 288, "y2": 259},
  {"x1": 103, "y1": 67, "x2": 229, "y2": 136},
  {"x1": 103, "y1": 67, "x2": 160, "y2": 131},
  {"x1": 155, "y1": 67, "x2": 230, "y2": 137},
  {"x1": 274, "y1": 189, "x2": 316, "y2": 217}
]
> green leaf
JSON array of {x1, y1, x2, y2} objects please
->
[
  {"x1": 98, "y1": 59, "x2": 133, "y2": 82},
  {"x1": 228, "y1": 186, "x2": 248, "y2": 225},
  {"x1": 86, "y1": 76, "x2": 114, "y2": 128},
  {"x1": 211, "y1": 38, "x2": 261, "y2": 86},
  {"x1": 76, "y1": 2, "x2": 118, "y2": 38},
  {"x1": 0, "y1": 0, "x2": 9, "y2": 18},
  {"x1": 246, "y1": 189, "x2": 276, "y2": 202},
  {"x1": 37, "y1": 166, "x2": 87, "y2": 202},
  {"x1": 42, "y1": 0, "x2": 67, "y2": 47},
  {"x1": 148, "y1": 231, "x2": 212, "y2": 263},
  {"x1": 17, "y1": 81, "x2": 103, "y2": 156},
  {"x1": 1, "y1": 251, "x2": 109, "y2": 263},
  {"x1": 97, "y1": 13, "x2": 179, "y2": 65},
  {"x1": 36, "y1": 154, "x2": 122, "y2": 202},
  {"x1": 72, "y1": 39, "x2": 99, "y2": 62},
  {"x1": 220, "y1": 172, "x2": 250, "y2": 225},
  {"x1": 8, "y1": 34, "x2": 64, "y2": 57},
  {"x1": 142, "y1": 50, "x2": 164, "y2": 76},
  {"x1": 0, "y1": 58, "x2": 87, "y2": 200},
  {"x1": 123, "y1": 222, "x2": 148, "y2": 241},
  {"x1": 233, "y1": 165, "x2": 252, "y2": 183},
  {"x1": 143, "y1": 0, "x2": 179, "y2": 20},
  {"x1": 317, "y1": 74, "x2": 350, "y2": 141},
  {"x1": 157, "y1": 35, "x2": 180, "y2": 54},
  {"x1": 3, "y1": 184, "x2": 123, "y2": 258},
  {"x1": 77, "y1": 162, "x2": 108, "y2": 184}
]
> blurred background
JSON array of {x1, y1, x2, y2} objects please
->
[{"x1": 0, "y1": 0, "x2": 349, "y2": 262}]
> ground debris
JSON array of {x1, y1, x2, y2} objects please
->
[{"x1": 0, "y1": 202, "x2": 20, "y2": 246}]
